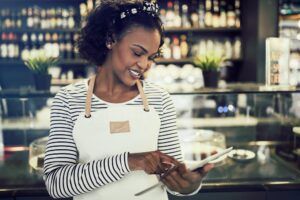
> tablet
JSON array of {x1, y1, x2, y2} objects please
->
[{"x1": 187, "y1": 146, "x2": 233, "y2": 171}]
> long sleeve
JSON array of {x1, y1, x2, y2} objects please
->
[
  {"x1": 157, "y1": 91, "x2": 202, "y2": 196},
  {"x1": 158, "y1": 92, "x2": 183, "y2": 161},
  {"x1": 43, "y1": 89, "x2": 130, "y2": 199}
]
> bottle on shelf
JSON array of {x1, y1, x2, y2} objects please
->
[
  {"x1": 21, "y1": 33, "x2": 30, "y2": 60},
  {"x1": 30, "y1": 33, "x2": 39, "y2": 58},
  {"x1": 180, "y1": 35, "x2": 189, "y2": 58},
  {"x1": 224, "y1": 38, "x2": 233, "y2": 59},
  {"x1": 27, "y1": 7, "x2": 34, "y2": 28},
  {"x1": 80, "y1": 3, "x2": 88, "y2": 27},
  {"x1": 219, "y1": 0, "x2": 227, "y2": 27},
  {"x1": 173, "y1": 0, "x2": 182, "y2": 27},
  {"x1": 205, "y1": 0, "x2": 213, "y2": 27},
  {"x1": 8, "y1": 32, "x2": 19, "y2": 59},
  {"x1": 212, "y1": 0, "x2": 220, "y2": 28},
  {"x1": 162, "y1": 37, "x2": 172, "y2": 59},
  {"x1": 235, "y1": 0, "x2": 241, "y2": 28},
  {"x1": 198, "y1": 0, "x2": 206, "y2": 28},
  {"x1": 190, "y1": 1, "x2": 199, "y2": 29},
  {"x1": 172, "y1": 36, "x2": 181, "y2": 60},
  {"x1": 73, "y1": 33, "x2": 80, "y2": 59},
  {"x1": 0, "y1": 33, "x2": 8, "y2": 59},
  {"x1": 165, "y1": 1, "x2": 175, "y2": 27},
  {"x1": 233, "y1": 37, "x2": 241, "y2": 59},
  {"x1": 181, "y1": 4, "x2": 191, "y2": 28},
  {"x1": 226, "y1": 2, "x2": 236, "y2": 27}
]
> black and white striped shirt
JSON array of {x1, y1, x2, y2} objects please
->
[{"x1": 43, "y1": 79, "x2": 183, "y2": 198}]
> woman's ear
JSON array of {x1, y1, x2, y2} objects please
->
[{"x1": 106, "y1": 33, "x2": 116, "y2": 49}]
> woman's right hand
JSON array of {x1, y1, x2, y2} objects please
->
[{"x1": 128, "y1": 151, "x2": 179, "y2": 175}]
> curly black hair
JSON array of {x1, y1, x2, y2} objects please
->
[{"x1": 77, "y1": 0, "x2": 164, "y2": 66}]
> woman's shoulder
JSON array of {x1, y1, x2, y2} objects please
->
[
  {"x1": 143, "y1": 80, "x2": 169, "y2": 95},
  {"x1": 143, "y1": 80, "x2": 172, "y2": 104},
  {"x1": 55, "y1": 79, "x2": 87, "y2": 99}
]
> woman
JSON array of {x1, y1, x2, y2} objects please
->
[{"x1": 43, "y1": 0, "x2": 213, "y2": 199}]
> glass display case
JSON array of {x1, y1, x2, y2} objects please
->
[{"x1": 0, "y1": 85, "x2": 300, "y2": 200}]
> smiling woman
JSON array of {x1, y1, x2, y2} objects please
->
[{"x1": 43, "y1": 1, "x2": 213, "y2": 200}]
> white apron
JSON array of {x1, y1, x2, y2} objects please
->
[{"x1": 72, "y1": 76, "x2": 169, "y2": 200}]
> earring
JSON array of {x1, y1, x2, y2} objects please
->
[{"x1": 107, "y1": 44, "x2": 112, "y2": 49}]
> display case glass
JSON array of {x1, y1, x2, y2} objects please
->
[{"x1": 1, "y1": 86, "x2": 300, "y2": 198}]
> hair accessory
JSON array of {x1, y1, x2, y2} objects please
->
[{"x1": 120, "y1": 1, "x2": 159, "y2": 19}]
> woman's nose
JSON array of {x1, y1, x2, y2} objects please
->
[{"x1": 137, "y1": 57, "x2": 149, "y2": 70}]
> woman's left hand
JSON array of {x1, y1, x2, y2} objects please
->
[{"x1": 160, "y1": 163, "x2": 214, "y2": 194}]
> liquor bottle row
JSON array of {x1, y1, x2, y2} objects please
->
[
  {"x1": 160, "y1": 0, "x2": 241, "y2": 29},
  {"x1": 0, "y1": 32, "x2": 80, "y2": 60},
  {"x1": 161, "y1": 35, "x2": 241, "y2": 60},
  {"x1": 0, "y1": 6, "x2": 77, "y2": 29}
]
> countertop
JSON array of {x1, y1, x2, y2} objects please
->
[{"x1": 0, "y1": 148, "x2": 300, "y2": 198}]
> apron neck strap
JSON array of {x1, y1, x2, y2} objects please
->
[
  {"x1": 85, "y1": 76, "x2": 149, "y2": 118},
  {"x1": 136, "y1": 79, "x2": 149, "y2": 112},
  {"x1": 85, "y1": 75, "x2": 96, "y2": 118}
]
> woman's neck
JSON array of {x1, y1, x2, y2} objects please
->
[{"x1": 94, "y1": 67, "x2": 137, "y2": 97}]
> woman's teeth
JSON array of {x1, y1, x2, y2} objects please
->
[{"x1": 129, "y1": 69, "x2": 141, "y2": 78}]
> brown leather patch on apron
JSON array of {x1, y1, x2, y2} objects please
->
[{"x1": 109, "y1": 121, "x2": 130, "y2": 134}]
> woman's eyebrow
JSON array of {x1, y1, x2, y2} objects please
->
[
  {"x1": 132, "y1": 44, "x2": 158, "y2": 56},
  {"x1": 132, "y1": 44, "x2": 148, "y2": 53}
]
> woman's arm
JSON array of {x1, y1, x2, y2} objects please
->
[{"x1": 43, "y1": 89, "x2": 130, "y2": 199}]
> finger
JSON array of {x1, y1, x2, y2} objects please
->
[
  {"x1": 194, "y1": 163, "x2": 214, "y2": 176},
  {"x1": 182, "y1": 171, "x2": 202, "y2": 184},
  {"x1": 161, "y1": 172, "x2": 181, "y2": 192},
  {"x1": 203, "y1": 163, "x2": 214, "y2": 173},
  {"x1": 157, "y1": 151, "x2": 180, "y2": 165},
  {"x1": 144, "y1": 153, "x2": 161, "y2": 174},
  {"x1": 177, "y1": 163, "x2": 188, "y2": 174},
  {"x1": 167, "y1": 170, "x2": 190, "y2": 189}
]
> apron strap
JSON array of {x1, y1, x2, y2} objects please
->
[
  {"x1": 85, "y1": 76, "x2": 149, "y2": 117},
  {"x1": 85, "y1": 75, "x2": 96, "y2": 118},
  {"x1": 136, "y1": 79, "x2": 149, "y2": 112}
]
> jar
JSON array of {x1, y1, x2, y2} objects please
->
[{"x1": 29, "y1": 136, "x2": 48, "y2": 171}]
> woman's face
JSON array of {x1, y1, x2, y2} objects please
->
[{"x1": 108, "y1": 26, "x2": 161, "y2": 86}]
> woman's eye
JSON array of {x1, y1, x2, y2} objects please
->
[
  {"x1": 133, "y1": 52, "x2": 142, "y2": 57},
  {"x1": 149, "y1": 54, "x2": 160, "y2": 61}
]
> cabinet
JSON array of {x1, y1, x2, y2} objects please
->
[
  {"x1": 0, "y1": 0, "x2": 279, "y2": 89},
  {"x1": 0, "y1": 84, "x2": 300, "y2": 199}
]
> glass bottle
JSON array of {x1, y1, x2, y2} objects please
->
[
  {"x1": 227, "y1": 2, "x2": 236, "y2": 27},
  {"x1": 172, "y1": 36, "x2": 181, "y2": 59},
  {"x1": 180, "y1": 34, "x2": 189, "y2": 58},
  {"x1": 235, "y1": 0, "x2": 241, "y2": 28},
  {"x1": 212, "y1": 0, "x2": 220, "y2": 28},
  {"x1": 165, "y1": 1, "x2": 175, "y2": 27},
  {"x1": 162, "y1": 37, "x2": 172, "y2": 59},
  {"x1": 198, "y1": 0, "x2": 206, "y2": 28},
  {"x1": 0, "y1": 33, "x2": 8, "y2": 59},
  {"x1": 219, "y1": 0, "x2": 227, "y2": 27},
  {"x1": 205, "y1": 0, "x2": 212, "y2": 27},
  {"x1": 173, "y1": 0, "x2": 181, "y2": 27},
  {"x1": 182, "y1": 4, "x2": 191, "y2": 28}
]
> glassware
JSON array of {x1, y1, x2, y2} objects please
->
[
  {"x1": 265, "y1": 37, "x2": 290, "y2": 87},
  {"x1": 180, "y1": 129, "x2": 227, "y2": 166},
  {"x1": 29, "y1": 136, "x2": 47, "y2": 172}
]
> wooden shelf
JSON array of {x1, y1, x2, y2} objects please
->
[
  {"x1": 280, "y1": 13, "x2": 300, "y2": 20},
  {"x1": 0, "y1": 28, "x2": 79, "y2": 33},
  {"x1": 1, "y1": 27, "x2": 241, "y2": 34},
  {"x1": 0, "y1": 59, "x2": 88, "y2": 66},
  {"x1": 164, "y1": 27, "x2": 241, "y2": 33},
  {"x1": 155, "y1": 58, "x2": 242, "y2": 64}
]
